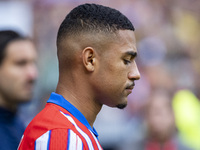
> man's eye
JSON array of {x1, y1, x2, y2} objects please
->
[
  {"x1": 123, "y1": 59, "x2": 131, "y2": 65},
  {"x1": 15, "y1": 60, "x2": 27, "y2": 66}
]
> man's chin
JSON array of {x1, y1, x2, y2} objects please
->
[
  {"x1": 116, "y1": 102, "x2": 127, "y2": 109},
  {"x1": 17, "y1": 93, "x2": 33, "y2": 103}
]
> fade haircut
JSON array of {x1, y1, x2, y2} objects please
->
[
  {"x1": 57, "y1": 3, "x2": 135, "y2": 47},
  {"x1": 0, "y1": 30, "x2": 26, "y2": 65}
]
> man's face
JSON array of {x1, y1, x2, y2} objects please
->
[
  {"x1": 93, "y1": 30, "x2": 140, "y2": 109},
  {"x1": 0, "y1": 40, "x2": 38, "y2": 105},
  {"x1": 146, "y1": 94, "x2": 175, "y2": 141}
]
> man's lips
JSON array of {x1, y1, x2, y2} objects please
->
[
  {"x1": 126, "y1": 86, "x2": 134, "y2": 90},
  {"x1": 125, "y1": 83, "x2": 135, "y2": 94},
  {"x1": 126, "y1": 83, "x2": 135, "y2": 90},
  {"x1": 24, "y1": 80, "x2": 35, "y2": 91}
]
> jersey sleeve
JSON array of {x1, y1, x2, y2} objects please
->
[{"x1": 18, "y1": 129, "x2": 87, "y2": 150}]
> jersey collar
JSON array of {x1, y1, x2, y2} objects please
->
[{"x1": 47, "y1": 92, "x2": 99, "y2": 137}]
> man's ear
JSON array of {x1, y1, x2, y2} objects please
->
[{"x1": 82, "y1": 47, "x2": 96, "y2": 72}]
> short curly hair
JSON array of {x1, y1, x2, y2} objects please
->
[{"x1": 57, "y1": 3, "x2": 135, "y2": 44}]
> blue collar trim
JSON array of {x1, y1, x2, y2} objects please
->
[{"x1": 47, "y1": 92, "x2": 98, "y2": 137}]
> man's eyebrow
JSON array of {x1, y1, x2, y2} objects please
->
[{"x1": 124, "y1": 51, "x2": 137, "y2": 58}]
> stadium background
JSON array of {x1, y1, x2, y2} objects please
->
[{"x1": 0, "y1": 0, "x2": 200, "y2": 149}]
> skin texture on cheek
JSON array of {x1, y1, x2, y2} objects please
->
[
  {"x1": 92, "y1": 30, "x2": 139, "y2": 109},
  {"x1": 93, "y1": 55, "x2": 129, "y2": 108},
  {"x1": 0, "y1": 65, "x2": 28, "y2": 103}
]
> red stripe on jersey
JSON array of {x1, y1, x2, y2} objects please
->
[{"x1": 49, "y1": 129, "x2": 68, "y2": 150}]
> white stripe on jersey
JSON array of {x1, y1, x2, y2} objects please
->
[
  {"x1": 17, "y1": 135, "x2": 24, "y2": 150},
  {"x1": 60, "y1": 111, "x2": 94, "y2": 150},
  {"x1": 35, "y1": 130, "x2": 50, "y2": 150},
  {"x1": 68, "y1": 129, "x2": 83, "y2": 150},
  {"x1": 89, "y1": 130, "x2": 102, "y2": 150}
]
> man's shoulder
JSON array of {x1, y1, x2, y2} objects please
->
[
  {"x1": 18, "y1": 103, "x2": 103, "y2": 150},
  {"x1": 24, "y1": 104, "x2": 74, "y2": 137}
]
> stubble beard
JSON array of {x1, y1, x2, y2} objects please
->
[{"x1": 116, "y1": 102, "x2": 127, "y2": 109}]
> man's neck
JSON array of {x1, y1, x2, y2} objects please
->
[{"x1": 56, "y1": 83, "x2": 102, "y2": 127}]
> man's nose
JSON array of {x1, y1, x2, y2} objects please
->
[
  {"x1": 128, "y1": 62, "x2": 140, "y2": 80},
  {"x1": 27, "y1": 64, "x2": 38, "y2": 81}
]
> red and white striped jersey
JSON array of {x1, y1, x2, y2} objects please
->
[{"x1": 18, "y1": 92, "x2": 103, "y2": 150}]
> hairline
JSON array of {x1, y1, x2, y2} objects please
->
[
  {"x1": 0, "y1": 38, "x2": 31, "y2": 66},
  {"x1": 57, "y1": 29, "x2": 133, "y2": 49}
]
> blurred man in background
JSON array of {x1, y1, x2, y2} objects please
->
[
  {"x1": 122, "y1": 90, "x2": 193, "y2": 150},
  {"x1": 0, "y1": 30, "x2": 38, "y2": 150}
]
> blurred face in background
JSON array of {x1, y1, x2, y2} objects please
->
[
  {"x1": 0, "y1": 40, "x2": 38, "y2": 110},
  {"x1": 145, "y1": 92, "x2": 175, "y2": 142}
]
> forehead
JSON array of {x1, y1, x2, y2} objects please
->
[
  {"x1": 107, "y1": 30, "x2": 137, "y2": 54},
  {"x1": 5, "y1": 40, "x2": 37, "y2": 61},
  {"x1": 117, "y1": 30, "x2": 136, "y2": 44}
]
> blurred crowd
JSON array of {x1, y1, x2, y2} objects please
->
[{"x1": 0, "y1": 0, "x2": 200, "y2": 149}]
